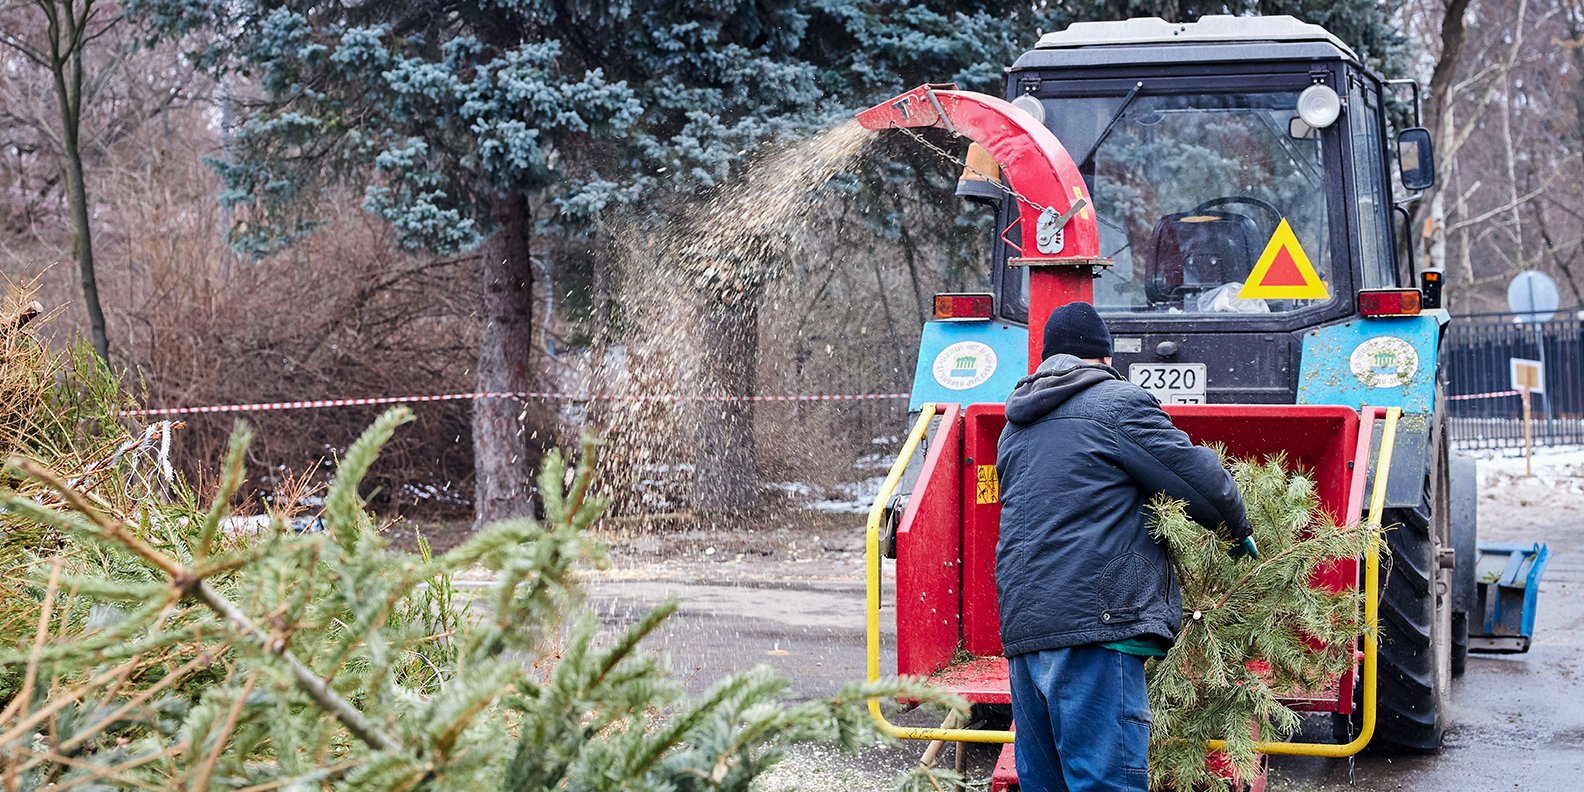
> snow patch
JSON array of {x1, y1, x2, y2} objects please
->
[
  {"x1": 402, "y1": 482, "x2": 467, "y2": 506},
  {"x1": 763, "y1": 481, "x2": 814, "y2": 497},
  {"x1": 1476, "y1": 445, "x2": 1584, "y2": 492},
  {"x1": 220, "y1": 514, "x2": 325, "y2": 535},
  {"x1": 220, "y1": 515, "x2": 272, "y2": 535}
]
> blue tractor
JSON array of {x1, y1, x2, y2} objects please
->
[{"x1": 885, "y1": 15, "x2": 1483, "y2": 759}]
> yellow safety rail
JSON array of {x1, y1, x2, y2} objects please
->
[
  {"x1": 865, "y1": 402, "x2": 1402, "y2": 758},
  {"x1": 866, "y1": 403, "x2": 1013, "y2": 743},
  {"x1": 1206, "y1": 405, "x2": 1399, "y2": 757}
]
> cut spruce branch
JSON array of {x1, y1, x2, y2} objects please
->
[
  {"x1": 8, "y1": 455, "x2": 402, "y2": 754},
  {"x1": 1145, "y1": 454, "x2": 1381, "y2": 792}
]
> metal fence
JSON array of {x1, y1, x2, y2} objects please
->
[{"x1": 1445, "y1": 315, "x2": 1584, "y2": 450}]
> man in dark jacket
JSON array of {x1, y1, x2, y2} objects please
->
[{"x1": 996, "y1": 302, "x2": 1257, "y2": 792}]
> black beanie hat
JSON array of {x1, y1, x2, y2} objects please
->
[{"x1": 1042, "y1": 302, "x2": 1112, "y2": 361}]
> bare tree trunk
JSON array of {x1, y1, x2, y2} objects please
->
[
  {"x1": 42, "y1": 0, "x2": 110, "y2": 361},
  {"x1": 1500, "y1": 80, "x2": 1523, "y2": 270},
  {"x1": 1457, "y1": 170, "x2": 1473, "y2": 309},
  {"x1": 1421, "y1": 0, "x2": 1472, "y2": 280},
  {"x1": 691, "y1": 286, "x2": 759, "y2": 516},
  {"x1": 1425, "y1": 0, "x2": 1471, "y2": 135},
  {"x1": 896, "y1": 208, "x2": 928, "y2": 321},
  {"x1": 871, "y1": 255, "x2": 908, "y2": 376},
  {"x1": 472, "y1": 192, "x2": 537, "y2": 527},
  {"x1": 585, "y1": 250, "x2": 615, "y2": 431},
  {"x1": 59, "y1": 87, "x2": 108, "y2": 361},
  {"x1": 1428, "y1": 186, "x2": 1446, "y2": 277}
]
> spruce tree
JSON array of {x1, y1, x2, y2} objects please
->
[{"x1": 1145, "y1": 454, "x2": 1381, "y2": 791}]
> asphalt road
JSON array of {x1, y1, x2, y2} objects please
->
[
  {"x1": 583, "y1": 465, "x2": 1583, "y2": 790},
  {"x1": 589, "y1": 575, "x2": 880, "y2": 700},
  {"x1": 1266, "y1": 465, "x2": 1584, "y2": 791}
]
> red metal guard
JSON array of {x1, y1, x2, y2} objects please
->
[
  {"x1": 895, "y1": 404, "x2": 962, "y2": 675},
  {"x1": 895, "y1": 404, "x2": 1364, "y2": 714},
  {"x1": 856, "y1": 84, "x2": 1105, "y2": 370}
]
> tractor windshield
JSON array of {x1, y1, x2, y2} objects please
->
[{"x1": 1041, "y1": 88, "x2": 1335, "y2": 317}]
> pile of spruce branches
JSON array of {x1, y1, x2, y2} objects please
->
[{"x1": 0, "y1": 297, "x2": 965, "y2": 790}]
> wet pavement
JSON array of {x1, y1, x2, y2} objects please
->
[
  {"x1": 1267, "y1": 465, "x2": 1584, "y2": 790},
  {"x1": 590, "y1": 577, "x2": 878, "y2": 699},
  {"x1": 578, "y1": 464, "x2": 1584, "y2": 790}
]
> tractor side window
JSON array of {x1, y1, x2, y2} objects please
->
[
  {"x1": 1350, "y1": 83, "x2": 1396, "y2": 289},
  {"x1": 992, "y1": 196, "x2": 1030, "y2": 321}
]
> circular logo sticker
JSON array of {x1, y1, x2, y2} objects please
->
[
  {"x1": 932, "y1": 341, "x2": 998, "y2": 390},
  {"x1": 1349, "y1": 336, "x2": 1419, "y2": 389}
]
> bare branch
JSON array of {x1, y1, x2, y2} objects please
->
[
  {"x1": 0, "y1": 25, "x2": 50, "y2": 66},
  {"x1": 1445, "y1": 173, "x2": 1562, "y2": 234}
]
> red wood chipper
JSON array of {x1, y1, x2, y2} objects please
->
[{"x1": 858, "y1": 16, "x2": 1489, "y2": 791}]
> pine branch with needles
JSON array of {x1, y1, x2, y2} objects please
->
[{"x1": 1145, "y1": 454, "x2": 1381, "y2": 791}]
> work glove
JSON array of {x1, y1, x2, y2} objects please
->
[{"x1": 1228, "y1": 536, "x2": 1260, "y2": 561}]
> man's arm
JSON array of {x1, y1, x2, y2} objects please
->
[{"x1": 1111, "y1": 386, "x2": 1255, "y2": 542}]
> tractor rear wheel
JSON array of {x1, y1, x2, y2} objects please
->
[{"x1": 1363, "y1": 430, "x2": 1453, "y2": 753}]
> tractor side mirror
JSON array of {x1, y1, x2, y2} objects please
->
[
  {"x1": 1288, "y1": 117, "x2": 1318, "y2": 140},
  {"x1": 1398, "y1": 127, "x2": 1436, "y2": 191}
]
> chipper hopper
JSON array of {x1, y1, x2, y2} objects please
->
[{"x1": 857, "y1": 15, "x2": 1499, "y2": 791}]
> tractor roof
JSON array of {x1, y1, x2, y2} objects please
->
[{"x1": 1014, "y1": 15, "x2": 1359, "y2": 71}]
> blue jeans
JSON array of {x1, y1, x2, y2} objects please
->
[{"x1": 1008, "y1": 646, "x2": 1151, "y2": 792}]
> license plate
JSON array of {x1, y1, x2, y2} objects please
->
[{"x1": 1128, "y1": 363, "x2": 1207, "y2": 404}]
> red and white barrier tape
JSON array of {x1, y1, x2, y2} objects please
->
[
  {"x1": 122, "y1": 387, "x2": 1533, "y2": 416},
  {"x1": 120, "y1": 391, "x2": 913, "y2": 417},
  {"x1": 1447, "y1": 390, "x2": 1520, "y2": 401}
]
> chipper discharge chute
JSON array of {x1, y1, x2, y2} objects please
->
[{"x1": 860, "y1": 15, "x2": 1494, "y2": 791}]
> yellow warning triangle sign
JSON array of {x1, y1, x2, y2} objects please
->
[{"x1": 1238, "y1": 218, "x2": 1328, "y2": 300}]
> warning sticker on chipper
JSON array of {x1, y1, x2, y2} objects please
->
[
  {"x1": 976, "y1": 464, "x2": 1000, "y2": 504},
  {"x1": 932, "y1": 342, "x2": 997, "y2": 390}
]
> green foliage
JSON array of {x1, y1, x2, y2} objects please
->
[
  {"x1": 1, "y1": 411, "x2": 966, "y2": 789},
  {"x1": 120, "y1": 1, "x2": 1047, "y2": 248},
  {"x1": 1145, "y1": 454, "x2": 1381, "y2": 791},
  {"x1": 122, "y1": 0, "x2": 1405, "y2": 242}
]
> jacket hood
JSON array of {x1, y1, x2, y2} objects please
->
[{"x1": 1004, "y1": 354, "x2": 1124, "y2": 425}]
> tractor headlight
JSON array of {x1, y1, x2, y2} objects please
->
[
  {"x1": 1011, "y1": 94, "x2": 1046, "y2": 125},
  {"x1": 1297, "y1": 85, "x2": 1342, "y2": 129}
]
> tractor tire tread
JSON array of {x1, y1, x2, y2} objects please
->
[{"x1": 1365, "y1": 501, "x2": 1445, "y2": 753}]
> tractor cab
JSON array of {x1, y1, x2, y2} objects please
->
[{"x1": 978, "y1": 16, "x2": 1434, "y2": 405}]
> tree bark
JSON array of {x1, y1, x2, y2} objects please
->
[
  {"x1": 1421, "y1": 0, "x2": 1472, "y2": 278},
  {"x1": 690, "y1": 285, "x2": 759, "y2": 516},
  {"x1": 43, "y1": 0, "x2": 110, "y2": 361},
  {"x1": 1425, "y1": 0, "x2": 1471, "y2": 136},
  {"x1": 60, "y1": 96, "x2": 107, "y2": 360},
  {"x1": 585, "y1": 249, "x2": 615, "y2": 432},
  {"x1": 472, "y1": 192, "x2": 537, "y2": 527}
]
